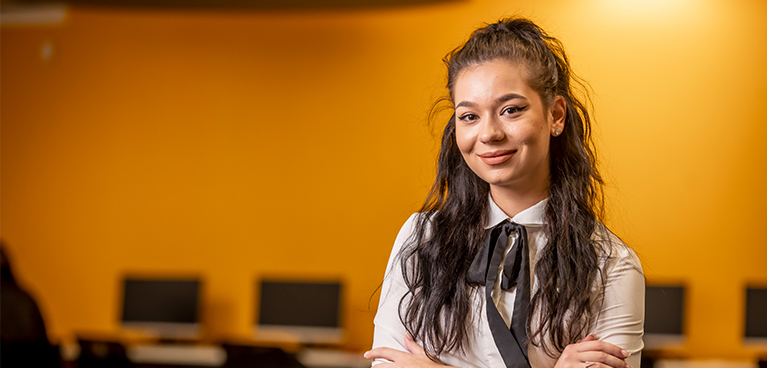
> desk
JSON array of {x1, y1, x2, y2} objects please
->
[
  {"x1": 296, "y1": 348, "x2": 370, "y2": 368},
  {"x1": 72, "y1": 339, "x2": 369, "y2": 368}
]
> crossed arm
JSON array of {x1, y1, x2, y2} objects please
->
[
  {"x1": 368, "y1": 216, "x2": 643, "y2": 368},
  {"x1": 365, "y1": 334, "x2": 633, "y2": 368}
]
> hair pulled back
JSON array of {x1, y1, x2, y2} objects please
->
[{"x1": 398, "y1": 17, "x2": 607, "y2": 359}]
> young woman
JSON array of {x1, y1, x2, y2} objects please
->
[{"x1": 365, "y1": 18, "x2": 644, "y2": 368}]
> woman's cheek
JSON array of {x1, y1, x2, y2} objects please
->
[{"x1": 455, "y1": 127, "x2": 477, "y2": 155}]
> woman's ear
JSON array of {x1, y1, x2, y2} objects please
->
[{"x1": 550, "y1": 96, "x2": 566, "y2": 137}]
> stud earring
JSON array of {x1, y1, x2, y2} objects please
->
[{"x1": 554, "y1": 129, "x2": 561, "y2": 136}]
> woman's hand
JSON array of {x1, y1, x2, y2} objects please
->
[
  {"x1": 364, "y1": 334, "x2": 457, "y2": 368},
  {"x1": 554, "y1": 334, "x2": 632, "y2": 368}
]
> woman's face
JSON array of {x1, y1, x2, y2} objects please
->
[{"x1": 453, "y1": 59, "x2": 565, "y2": 198}]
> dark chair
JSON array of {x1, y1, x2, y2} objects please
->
[
  {"x1": 0, "y1": 243, "x2": 60, "y2": 368},
  {"x1": 77, "y1": 339, "x2": 131, "y2": 368},
  {"x1": 222, "y1": 344, "x2": 306, "y2": 368}
]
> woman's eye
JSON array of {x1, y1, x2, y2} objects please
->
[
  {"x1": 502, "y1": 106, "x2": 527, "y2": 115},
  {"x1": 458, "y1": 113, "x2": 479, "y2": 122}
]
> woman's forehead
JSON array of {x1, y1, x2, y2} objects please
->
[{"x1": 452, "y1": 60, "x2": 538, "y2": 105}]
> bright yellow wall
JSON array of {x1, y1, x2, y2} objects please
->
[{"x1": 2, "y1": 0, "x2": 766, "y2": 359}]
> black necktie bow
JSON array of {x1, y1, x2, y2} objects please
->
[{"x1": 467, "y1": 220, "x2": 532, "y2": 368}]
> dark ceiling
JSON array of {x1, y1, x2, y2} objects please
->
[{"x1": 2, "y1": 0, "x2": 460, "y2": 10}]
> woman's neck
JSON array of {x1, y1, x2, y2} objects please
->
[{"x1": 489, "y1": 185, "x2": 548, "y2": 218}]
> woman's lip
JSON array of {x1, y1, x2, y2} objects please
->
[{"x1": 478, "y1": 150, "x2": 516, "y2": 165}]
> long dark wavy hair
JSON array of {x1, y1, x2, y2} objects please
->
[{"x1": 397, "y1": 17, "x2": 610, "y2": 358}]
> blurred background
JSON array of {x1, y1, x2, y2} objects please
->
[{"x1": 1, "y1": 0, "x2": 766, "y2": 364}]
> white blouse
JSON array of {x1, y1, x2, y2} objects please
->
[{"x1": 372, "y1": 198, "x2": 645, "y2": 368}]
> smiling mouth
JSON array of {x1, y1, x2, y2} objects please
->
[{"x1": 478, "y1": 150, "x2": 516, "y2": 165}]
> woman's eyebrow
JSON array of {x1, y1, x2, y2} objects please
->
[
  {"x1": 495, "y1": 93, "x2": 526, "y2": 104},
  {"x1": 455, "y1": 93, "x2": 527, "y2": 109},
  {"x1": 455, "y1": 101, "x2": 476, "y2": 109}
]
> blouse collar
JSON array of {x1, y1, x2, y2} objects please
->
[{"x1": 485, "y1": 196, "x2": 548, "y2": 229}]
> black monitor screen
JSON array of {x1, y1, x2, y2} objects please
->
[
  {"x1": 644, "y1": 285, "x2": 685, "y2": 348},
  {"x1": 645, "y1": 285, "x2": 684, "y2": 334},
  {"x1": 259, "y1": 281, "x2": 340, "y2": 327},
  {"x1": 120, "y1": 278, "x2": 201, "y2": 339},
  {"x1": 745, "y1": 287, "x2": 767, "y2": 339},
  {"x1": 255, "y1": 280, "x2": 342, "y2": 344}
]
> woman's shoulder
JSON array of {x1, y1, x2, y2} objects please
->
[
  {"x1": 397, "y1": 212, "x2": 424, "y2": 234},
  {"x1": 397, "y1": 211, "x2": 436, "y2": 235},
  {"x1": 390, "y1": 212, "x2": 427, "y2": 253},
  {"x1": 592, "y1": 224, "x2": 642, "y2": 270}
]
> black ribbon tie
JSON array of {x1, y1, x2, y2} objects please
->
[{"x1": 467, "y1": 220, "x2": 532, "y2": 368}]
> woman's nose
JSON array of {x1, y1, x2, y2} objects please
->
[{"x1": 479, "y1": 116, "x2": 504, "y2": 143}]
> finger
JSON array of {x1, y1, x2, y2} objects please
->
[
  {"x1": 403, "y1": 334, "x2": 426, "y2": 355},
  {"x1": 364, "y1": 347, "x2": 410, "y2": 362},
  {"x1": 578, "y1": 334, "x2": 597, "y2": 343},
  {"x1": 574, "y1": 340, "x2": 630, "y2": 359}
]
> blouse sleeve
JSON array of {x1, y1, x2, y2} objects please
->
[
  {"x1": 590, "y1": 242, "x2": 645, "y2": 368},
  {"x1": 371, "y1": 214, "x2": 419, "y2": 365}
]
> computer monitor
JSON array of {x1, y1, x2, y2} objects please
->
[
  {"x1": 254, "y1": 279, "x2": 343, "y2": 345},
  {"x1": 644, "y1": 284, "x2": 686, "y2": 349},
  {"x1": 744, "y1": 286, "x2": 767, "y2": 344},
  {"x1": 120, "y1": 277, "x2": 202, "y2": 340}
]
